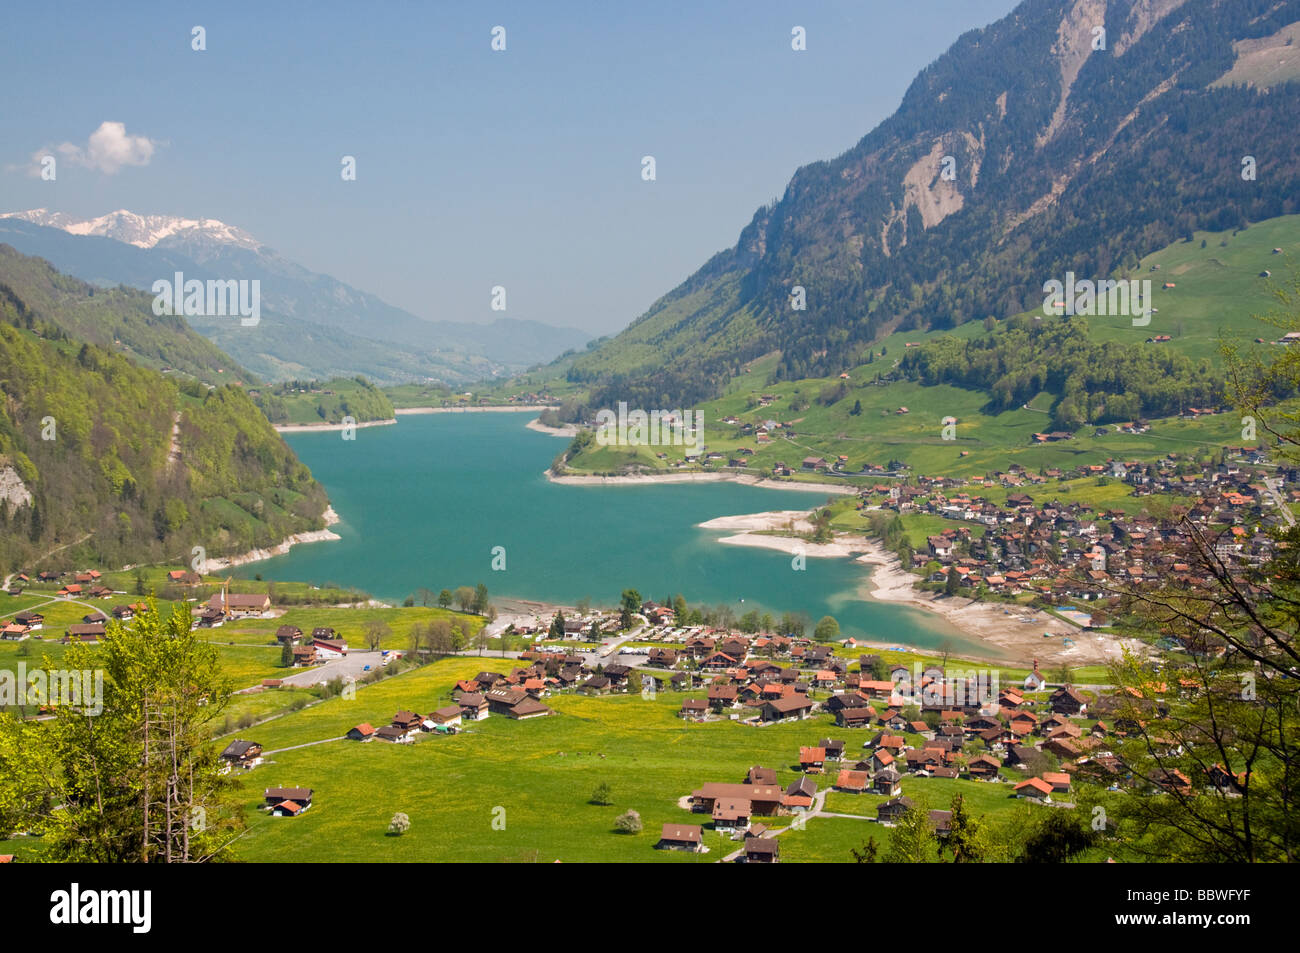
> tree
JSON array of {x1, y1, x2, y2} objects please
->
[
  {"x1": 549, "y1": 611, "x2": 566, "y2": 640},
  {"x1": 814, "y1": 615, "x2": 840, "y2": 641},
  {"x1": 1016, "y1": 810, "x2": 1097, "y2": 863},
  {"x1": 620, "y1": 589, "x2": 642, "y2": 630},
  {"x1": 453, "y1": 586, "x2": 476, "y2": 613},
  {"x1": 472, "y1": 582, "x2": 490, "y2": 615},
  {"x1": 850, "y1": 399, "x2": 862, "y2": 416},
  {"x1": 437, "y1": 588, "x2": 453, "y2": 608},
  {"x1": 944, "y1": 566, "x2": 961, "y2": 596},
  {"x1": 941, "y1": 793, "x2": 986, "y2": 863},
  {"x1": 0, "y1": 601, "x2": 242, "y2": 861},
  {"x1": 280, "y1": 641, "x2": 294, "y2": 667},
  {"x1": 415, "y1": 587, "x2": 436, "y2": 607},
  {"x1": 363, "y1": 619, "x2": 392, "y2": 652},
  {"x1": 850, "y1": 837, "x2": 879, "y2": 862},
  {"x1": 884, "y1": 798, "x2": 938, "y2": 863},
  {"x1": 615, "y1": 809, "x2": 642, "y2": 834},
  {"x1": 426, "y1": 619, "x2": 454, "y2": 657},
  {"x1": 388, "y1": 812, "x2": 411, "y2": 836},
  {"x1": 590, "y1": 782, "x2": 612, "y2": 806}
]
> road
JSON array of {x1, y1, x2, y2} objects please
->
[
  {"x1": 276, "y1": 650, "x2": 392, "y2": 687},
  {"x1": 1263, "y1": 477, "x2": 1295, "y2": 527}
]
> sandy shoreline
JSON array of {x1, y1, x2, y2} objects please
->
[
  {"x1": 546, "y1": 470, "x2": 857, "y2": 495},
  {"x1": 526, "y1": 418, "x2": 578, "y2": 437},
  {"x1": 274, "y1": 418, "x2": 396, "y2": 433},
  {"x1": 203, "y1": 506, "x2": 342, "y2": 572},
  {"x1": 396, "y1": 405, "x2": 558, "y2": 415}
]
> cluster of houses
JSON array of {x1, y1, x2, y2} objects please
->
[
  {"x1": 0, "y1": 603, "x2": 155, "y2": 644},
  {"x1": 274, "y1": 625, "x2": 350, "y2": 666},
  {"x1": 863, "y1": 455, "x2": 1290, "y2": 614},
  {"x1": 347, "y1": 704, "x2": 467, "y2": 743}
]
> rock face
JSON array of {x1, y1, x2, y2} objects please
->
[
  {"x1": 0, "y1": 465, "x2": 32, "y2": 512},
  {"x1": 567, "y1": 0, "x2": 1300, "y2": 409}
]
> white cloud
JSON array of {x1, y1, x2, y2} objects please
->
[{"x1": 43, "y1": 121, "x2": 158, "y2": 175}]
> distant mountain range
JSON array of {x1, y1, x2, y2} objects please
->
[
  {"x1": 560, "y1": 0, "x2": 1300, "y2": 410},
  {"x1": 0, "y1": 209, "x2": 591, "y2": 385}
]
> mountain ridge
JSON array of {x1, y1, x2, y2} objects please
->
[{"x1": 559, "y1": 0, "x2": 1300, "y2": 412}]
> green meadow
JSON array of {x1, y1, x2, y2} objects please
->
[{"x1": 223, "y1": 655, "x2": 1083, "y2": 863}]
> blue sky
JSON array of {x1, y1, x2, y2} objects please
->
[{"x1": 1, "y1": 0, "x2": 1020, "y2": 335}]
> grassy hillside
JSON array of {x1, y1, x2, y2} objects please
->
[
  {"x1": 560, "y1": 216, "x2": 1300, "y2": 479},
  {"x1": 0, "y1": 244, "x2": 252, "y2": 386},
  {"x1": 253, "y1": 377, "x2": 395, "y2": 425},
  {"x1": 0, "y1": 258, "x2": 330, "y2": 571}
]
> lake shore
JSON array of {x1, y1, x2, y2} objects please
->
[
  {"x1": 274, "y1": 419, "x2": 396, "y2": 433},
  {"x1": 546, "y1": 470, "x2": 857, "y2": 494},
  {"x1": 203, "y1": 506, "x2": 343, "y2": 572},
  {"x1": 395, "y1": 405, "x2": 558, "y2": 415},
  {"x1": 696, "y1": 507, "x2": 1138, "y2": 667},
  {"x1": 526, "y1": 418, "x2": 579, "y2": 437}
]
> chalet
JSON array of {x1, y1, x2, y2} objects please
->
[
  {"x1": 707, "y1": 684, "x2": 740, "y2": 710},
  {"x1": 195, "y1": 607, "x2": 224, "y2": 628},
  {"x1": 111, "y1": 604, "x2": 142, "y2": 621},
  {"x1": 836, "y1": 706, "x2": 875, "y2": 728},
  {"x1": 760, "y1": 695, "x2": 815, "y2": 722},
  {"x1": 876, "y1": 795, "x2": 913, "y2": 825},
  {"x1": 0, "y1": 623, "x2": 28, "y2": 641},
  {"x1": 834, "y1": 769, "x2": 869, "y2": 793},
  {"x1": 966, "y1": 755, "x2": 1001, "y2": 780},
  {"x1": 62, "y1": 623, "x2": 105, "y2": 643},
  {"x1": 680, "y1": 698, "x2": 709, "y2": 720},
  {"x1": 14, "y1": 611, "x2": 43, "y2": 630},
  {"x1": 508, "y1": 698, "x2": 552, "y2": 720},
  {"x1": 81, "y1": 611, "x2": 107, "y2": 625},
  {"x1": 691, "y1": 783, "x2": 782, "y2": 817},
  {"x1": 929, "y1": 810, "x2": 954, "y2": 837},
  {"x1": 290, "y1": 645, "x2": 318, "y2": 667},
  {"x1": 657, "y1": 823, "x2": 704, "y2": 852},
  {"x1": 802, "y1": 456, "x2": 827, "y2": 471},
  {"x1": 1014, "y1": 777, "x2": 1053, "y2": 802},
  {"x1": 486, "y1": 687, "x2": 528, "y2": 715},
  {"x1": 275, "y1": 625, "x2": 304, "y2": 645},
  {"x1": 873, "y1": 767, "x2": 902, "y2": 796},
  {"x1": 425, "y1": 705, "x2": 463, "y2": 730},
  {"x1": 375, "y1": 725, "x2": 412, "y2": 743},
  {"x1": 647, "y1": 647, "x2": 681, "y2": 668},
  {"x1": 458, "y1": 692, "x2": 489, "y2": 721},
  {"x1": 166, "y1": 570, "x2": 202, "y2": 587},
  {"x1": 799, "y1": 746, "x2": 826, "y2": 773},
  {"x1": 1042, "y1": 772, "x2": 1072, "y2": 794},
  {"x1": 784, "y1": 776, "x2": 817, "y2": 812},
  {"x1": 1050, "y1": 687, "x2": 1088, "y2": 716},
  {"x1": 264, "y1": 787, "x2": 313, "y2": 813},
  {"x1": 580, "y1": 676, "x2": 612, "y2": 694},
  {"x1": 819, "y1": 738, "x2": 846, "y2": 761},
  {"x1": 347, "y1": 723, "x2": 376, "y2": 741},
  {"x1": 392, "y1": 711, "x2": 423, "y2": 733},
  {"x1": 744, "y1": 838, "x2": 780, "y2": 864},
  {"x1": 711, "y1": 798, "x2": 752, "y2": 831},
  {"x1": 312, "y1": 638, "x2": 348, "y2": 659},
  {"x1": 219, "y1": 739, "x2": 263, "y2": 770},
  {"x1": 312, "y1": 627, "x2": 339, "y2": 642},
  {"x1": 208, "y1": 592, "x2": 272, "y2": 618}
]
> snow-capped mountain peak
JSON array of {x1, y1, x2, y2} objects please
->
[{"x1": 0, "y1": 208, "x2": 263, "y2": 251}]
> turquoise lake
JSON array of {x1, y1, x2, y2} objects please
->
[{"x1": 257, "y1": 412, "x2": 993, "y2": 656}]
